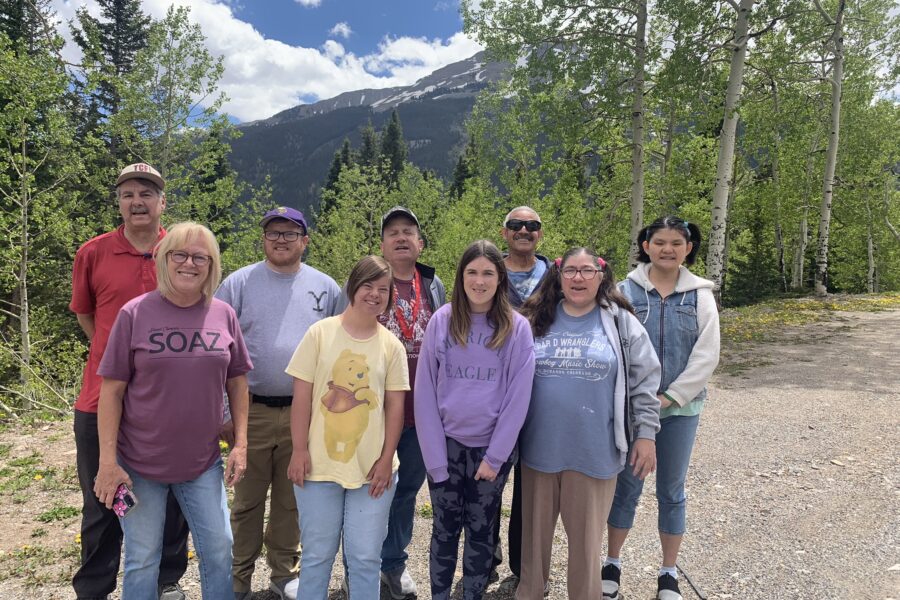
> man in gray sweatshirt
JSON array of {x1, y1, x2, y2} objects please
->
[{"x1": 217, "y1": 207, "x2": 340, "y2": 600}]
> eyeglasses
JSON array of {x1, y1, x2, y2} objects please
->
[
  {"x1": 264, "y1": 230, "x2": 305, "y2": 242},
  {"x1": 561, "y1": 267, "x2": 601, "y2": 280},
  {"x1": 167, "y1": 251, "x2": 211, "y2": 267},
  {"x1": 505, "y1": 219, "x2": 542, "y2": 232}
]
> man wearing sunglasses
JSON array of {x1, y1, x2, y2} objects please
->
[
  {"x1": 216, "y1": 206, "x2": 340, "y2": 600},
  {"x1": 492, "y1": 206, "x2": 551, "y2": 589},
  {"x1": 70, "y1": 163, "x2": 191, "y2": 600},
  {"x1": 501, "y1": 207, "x2": 550, "y2": 309}
]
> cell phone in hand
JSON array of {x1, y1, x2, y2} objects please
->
[{"x1": 112, "y1": 483, "x2": 138, "y2": 517}]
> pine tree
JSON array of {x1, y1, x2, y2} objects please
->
[
  {"x1": 380, "y1": 109, "x2": 408, "y2": 187},
  {"x1": 72, "y1": 0, "x2": 151, "y2": 118},
  {"x1": 450, "y1": 138, "x2": 479, "y2": 200},
  {"x1": 69, "y1": 0, "x2": 152, "y2": 232},
  {"x1": 358, "y1": 121, "x2": 378, "y2": 167},
  {"x1": 0, "y1": 0, "x2": 53, "y2": 49},
  {"x1": 324, "y1": 137, "x2": 353, "y2": 192}
]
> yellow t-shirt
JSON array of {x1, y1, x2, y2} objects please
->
[{"x1": 285, "y1": 316, "x2": 409, "y2": 488}]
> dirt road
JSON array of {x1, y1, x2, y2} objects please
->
[{"x1": 0, "y1": 309, "x2": 897, "y2": 599}]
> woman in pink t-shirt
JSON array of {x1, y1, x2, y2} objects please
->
[{"x1": 94, "y1": 222, "x2": 252, "y2": 600}]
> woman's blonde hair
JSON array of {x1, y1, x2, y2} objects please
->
[{"x1": 154, "y1": 222, "x2": 221, "y2": 305}]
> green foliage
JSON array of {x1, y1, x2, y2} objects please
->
[
  {"x1": 35, "y1": 505, "x2": 79, "y2": 523},
  {"x1": 0, "y1": 23, "x2": 88, "y2": 402},
  {"x1": 310, "y1": 164, "x2": 447, "y2": 284},
  {"x1": 464, "y1": 0, "x2": 900, "y2": 303},
  {"x1": 379, "y1": 110, "x2": 408, "y2": 187},
  {"x1": 0, "y1": 4, "x2": 264, "y2": 416}
]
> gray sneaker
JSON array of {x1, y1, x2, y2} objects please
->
[
  {"x1": 381, "y1": 567, "x2": 417, "y2": 599},
  {"x1": 233, "y1": 592, "x2": 252, "y2": 600},
  {"x1": 159, "y1": 583, "x2": 186, "y2": 600},
  {"x1": 270, "y1": 577, "x2": 299, "y2": 600}
]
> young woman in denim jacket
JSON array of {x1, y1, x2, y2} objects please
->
[{"x1": 603, "y1": 217, "x2": 721, "y2": 600}]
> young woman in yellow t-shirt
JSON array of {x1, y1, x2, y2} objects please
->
[{"x1": 286, "y1": 255, "x2": 410, "y2": 600}]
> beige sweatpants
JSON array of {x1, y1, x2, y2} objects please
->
[{"x1": 516, "y1": 465, "x2": 617, "y2": 600}]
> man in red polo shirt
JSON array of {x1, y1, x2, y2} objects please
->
[{"x1": 70, "y1": 163, "x2": 189, "y2": 600}]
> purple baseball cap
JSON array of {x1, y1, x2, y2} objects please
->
[{"x1": 260, "y1": 206, "x2": 308, "y2": 232}]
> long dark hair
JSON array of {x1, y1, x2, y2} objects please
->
[
  {"x1": 450, "y1": 240, "x2": 513, "y2": 350},
  {"x1": 521, "y1": 247, "x2": 632, "y2": 338},
  {"x1": 637, "y1": 216, "x2": 702, "y2": 265}
]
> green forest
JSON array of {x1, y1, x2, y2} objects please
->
[{"x1": 1, "y1": 0, "x2": 899, "y2": 416}]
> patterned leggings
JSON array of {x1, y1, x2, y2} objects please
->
[{"x1": 427, "y1": 438, "x2": 514, "y2": 600}]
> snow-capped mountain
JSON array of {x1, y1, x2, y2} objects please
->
[{"x1": 229, "y1": 52, "x2": 507, "y2": 213}]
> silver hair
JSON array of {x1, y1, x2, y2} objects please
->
[{"x1": 503, "y1": 205, "x2": 541, "y2": 225}]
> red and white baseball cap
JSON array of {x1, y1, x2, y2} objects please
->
[{"x1": 116, "y1": 162, "x2": 165, "y2": 190}]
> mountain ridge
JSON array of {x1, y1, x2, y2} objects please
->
[{"x1": 228, "y1": 51, "x2": 506, "y2": 212}]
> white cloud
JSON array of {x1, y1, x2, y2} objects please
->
[
  {"x1": 49, "y1": 0, "x2": 482, "y2": 122},
  {"x1": 322, "y1": 40, "x2": 345, "y2": 60},
  {"x1": 294, "y1": 0, "x2": 322, "y2": 7},
  {"x1": 328, "y1": 21, "x2": 352, "y2": 39}
]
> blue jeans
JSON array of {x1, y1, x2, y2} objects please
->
[
  {"x1": 120, "y1": 459, "x2": 232, "y2": 600},
  {"x1": 381, "y1": 426, "x2": 427, "y2": 574},
  {"x1": 295, "y1": 476, "x2": 397, "y2": 600},
  {"x1": 608, "y1": 414, "x2": 700, "y2": 535}
]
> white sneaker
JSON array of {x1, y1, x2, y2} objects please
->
[
  {"x1": 270, "y1": 576, "x2": 299, "y2": 600},
  {"x1": 381, "y1": 567, "x2": 418, "y2": 598}
]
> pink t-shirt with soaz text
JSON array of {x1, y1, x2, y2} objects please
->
[{"x1": 98, "y1": 291, "x2": 253, "y2": 483}]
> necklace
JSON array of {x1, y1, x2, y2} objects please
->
[{"x1": 393, "y1": 271, "x2": 422, "y2": 352}]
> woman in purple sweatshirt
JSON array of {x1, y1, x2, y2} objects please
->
[{"x1": 415, "y1": 240, "x2": 536, "y2": 600}]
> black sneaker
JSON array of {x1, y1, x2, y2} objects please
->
[
  {"x1": 601, "y1": 563, "x2": 620, "y2": 599},
  {"x1": 656, "y1": 573, "x2": 683, "y2": 600}
]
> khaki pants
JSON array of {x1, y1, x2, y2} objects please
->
[
  {"x1": 516, "y1": 466, "x2": 617, "y2": 600},
  {"x1": 231, "y1": 402, "x2": 299, "y2": 591}
]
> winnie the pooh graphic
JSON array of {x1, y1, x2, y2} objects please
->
[{"x1": 319, "y1": 349, "x2": 380, "y2": 462}]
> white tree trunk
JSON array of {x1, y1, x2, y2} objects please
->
[
  {"x1": 771, "y1": 82, "x2": 787, "y2": 292},
  {"x1": 791, "y1": 209, "x2": 809, "y2": 290},
  {"x1": 706, "y1": 0, "x2": 756, "y2": 301},
  {"x1": 865, "y1": 197, "x2": 876, "y2": 293},
  {"x1": 628, "y1": 0, "x2": 648, "y2": 268},
  {"x1": 17, "y1": 136, "x2": 32, "y2": 409},
  {"x1": 791, "y1": 132, "x2": 822, "y2": 290},
  {"x1": 814, "y1": 0, "x2": 846, "y2": 297},
  {"x1": 884, "y1": 177, "x2": 900, "y2": 244}
]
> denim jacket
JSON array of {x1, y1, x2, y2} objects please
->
[{"x1": 619, "y1": 264, "x2": 720, "y2": 419}]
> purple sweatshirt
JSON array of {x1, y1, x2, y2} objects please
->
[{"x1": 414, "y1": 304, "x2": 535, "y2": 482}]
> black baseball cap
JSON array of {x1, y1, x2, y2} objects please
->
[{"x1": 381, "y1": 206, "x2": 420, "y2": 232}]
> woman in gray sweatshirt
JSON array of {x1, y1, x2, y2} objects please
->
[{"x1": 516, "y1": 247, "x2": 661, "y2": 600}]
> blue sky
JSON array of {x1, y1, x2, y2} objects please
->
[
  {"x1": 50, "y1": 0, "x2": 482, "y2": 122},
  {"x1": 240, "y1": 0, "x2": 464, "y2": 64}
]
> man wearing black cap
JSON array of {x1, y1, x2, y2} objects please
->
[
  {"x1": 70, "y1": 163, "x2": 190, "y2": 600},
  {"x1": 216, "y1": 206, "x2": 340, "y2": 600},
  {"x1": 336, "y1": 206, "x2": 445, "y2": 598}
]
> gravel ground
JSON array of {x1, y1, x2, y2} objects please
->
[{"x1": 1, "y1": 309, "x2": 898, "y2": 599}]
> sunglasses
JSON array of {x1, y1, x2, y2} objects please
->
[{"x1": 505, "y1": 219, "x2": 542, "y2": 232}]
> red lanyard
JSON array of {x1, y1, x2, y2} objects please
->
[{"x1": 393, "y1": 270, "x2": 422, "y2": 341}]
